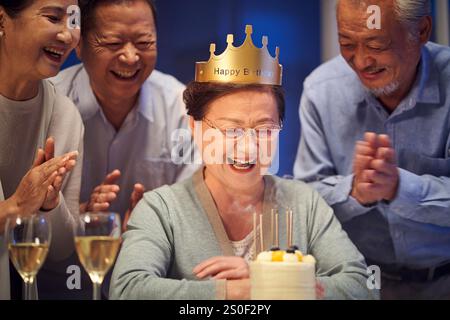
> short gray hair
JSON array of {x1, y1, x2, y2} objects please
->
[
  {"x1": 394, "y1": 0, "x2": 431, "y2": 32},
  {"x1": 338, "y1": 0, "x2": 431, "y2": 33}
]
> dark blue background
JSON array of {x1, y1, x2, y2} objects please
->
[
  {"x1": 62, "y1": 0, "x2": 445, "y2": 176},
  {"x1": 62, "y1": 0, "x2": 321, "y2": 177}
]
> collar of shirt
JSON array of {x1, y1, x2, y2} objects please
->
[
  {"x1": 359, "y1": 44, "x2": 441, "y2": 114},
  {"x1": 74, "y1": 65, "x2": 156, "y2": 127}
]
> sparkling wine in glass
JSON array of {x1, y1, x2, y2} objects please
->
[
  {"x1": 6, "y1": 214, "x2": 51, "y2": 300},
  {"x1": 75, "y1": 212, "x2": 121, "y2": 300}
]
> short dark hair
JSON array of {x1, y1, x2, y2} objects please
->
[
  {"x1": 0, "y1": 0, "x2": 33, "y2": 18},
  {"x1": 79, "y1": 0, "x2": 157, "y2": 36},
  {"x1": 183, "y1": 82, "x2": 285, "y2": 123}
]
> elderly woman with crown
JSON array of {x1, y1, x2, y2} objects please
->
[{"x1": 110, "y1": 26, "x2": 376, "y2": 300}]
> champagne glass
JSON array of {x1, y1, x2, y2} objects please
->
[
  {"x1": 75, "y1": 212, "x2": 121, "y2": 300},
  {"x1": 6, "y1": 214, "x2": 51, "y2": 300}
]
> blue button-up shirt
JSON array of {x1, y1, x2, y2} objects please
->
[{"x1": 294, "y1": 42, "x2": 450, "y2": 269}]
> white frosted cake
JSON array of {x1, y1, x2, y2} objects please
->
[{"x1": 250, "y1": 248, "x2": 316, "y2": 300}]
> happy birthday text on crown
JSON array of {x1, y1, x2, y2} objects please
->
[{"x1": 214, "y1": 67, "x2": 275, "y2": 78}]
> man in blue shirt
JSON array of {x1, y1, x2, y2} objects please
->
[{"x1": 294, "y1": 0, "x2": 450, "y2": 299}]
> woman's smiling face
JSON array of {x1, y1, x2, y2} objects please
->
[
  {"x1": 197, "y1": 89, "x2": 281, "y2": 191},
  {"x1": 0, "y1": 0, "x2": 80, "y2": 80}
]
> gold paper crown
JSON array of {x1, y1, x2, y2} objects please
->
[{"x1": 195, "y1": 25, "x2": 283, "y2": 86}]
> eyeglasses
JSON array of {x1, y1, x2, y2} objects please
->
[{"x1": 202, "y1": 117, "x2": 283, "y2": 140}]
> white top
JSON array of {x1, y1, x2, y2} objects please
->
[
  {"x1": 51, "y1": 64, "x2": 200, "y2": 217},
  {"x1": 0, "y1": 80, "x2": 84, "y2": 299},
  {"x1": 230, "y1": 229, "x2": 258, "y2": 262}
]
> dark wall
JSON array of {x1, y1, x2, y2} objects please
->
[{"x1": 62, "y1": 0, "x2": 322, "y2": 177}]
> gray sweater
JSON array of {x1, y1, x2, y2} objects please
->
[
  {"x1": 0, "y1": 80, "x2": 84, "y2": 300},
  {"x1": 110, "y1": 169, "x2": 378, "y2": 300}
]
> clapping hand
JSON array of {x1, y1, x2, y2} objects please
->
[
  {"x1": 11, "y1": 137, "x2": 78, "y2": 215},
  {"x1": 122, "y1": 183, "x2": 145, "y2": 232},
  {"x1": 81, "y1": 170, "x2": 121, "y2": 213},
  {"x1": 40, "y1": 137, "x2": 78, "y2": 210}
]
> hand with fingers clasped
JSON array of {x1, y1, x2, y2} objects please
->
[
  {"x1": 193, "y1": 256, "x2": 250, "y2": 300},
  {"x1": 351, "y1": 132, "x2": 399, "y2": 206},
  {"x1": 194, "y1": 256, "x2": 249, "y2": 280},
  {"x1": 80, "y1": 169, "x2": 121, "y2": 213},
  {"x1": 9, "y1": 137, "x2": 79, "y2": 215}
]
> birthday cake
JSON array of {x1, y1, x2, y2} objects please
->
[{"x1": 250, "y1": 247, "x2": 316, "y2": 300}]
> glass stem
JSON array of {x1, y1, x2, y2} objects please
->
[
  {"x1": 24, "y1": 282, "x2": 30, "y2": 301},
  {"x1": 93, "y1": 282, "x2": 102, "y2": 300},
  {"x1": 24, "y1": 277, "x2": 37, "y2": 300}
]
